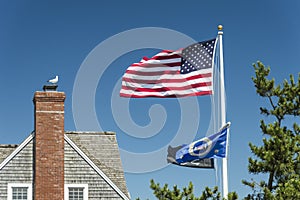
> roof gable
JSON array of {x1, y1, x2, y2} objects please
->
[
  {"x1": 0, "y1": 134, "x2": 33, "y2": 170},
  {"x1": 65, "y1": 131, "x2": 129, "y2": 199},
  {"x1": 65, "y1": 133, "x2": 129, "y2": 199},
  {"x1": 0, "y1": 132, "x2": 129, "y2": 200}
]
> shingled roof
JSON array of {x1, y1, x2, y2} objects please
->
[
  {"x1": 0, "y1": 145, "x2": 18, "y2": 164},
  {"x1": 65, "y1": 131, "x2": 129, "y2": 198},
  {"x1": 0, "y1": 131, "x2": 129, "y2": 199}
]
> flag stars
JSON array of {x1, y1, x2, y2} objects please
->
[
  {"x1": 180, "y1": 40, "x2": 215, "y2": 73},
  {"x1": 180, "y1": 39, "x2": 215, "y2": 74}
]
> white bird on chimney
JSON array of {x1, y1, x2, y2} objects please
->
[{"x1": 47, "y1": 75, "x2": 58, "y2": 84}]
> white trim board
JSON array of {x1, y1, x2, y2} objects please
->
[
  {"x1": 64, "y1": 134, "x2": 130, "y2": 200},
  {"x1": 65, "y1": 184, "x2": 88, "y2": 200},
  {"x1": 7, "y1": 183, "x2": 33, "y2": 200},
  {"x1": 0, "y1": 133, "x2": 34, "y2": 170}
]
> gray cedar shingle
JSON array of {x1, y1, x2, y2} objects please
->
[
  {"x1": 65, "y1": 131, "x2": 129, "y2": 198},
  {"x1": 65, "y1": 140, "x2": 125, "y2": 199},
  {"x1": 0, "y1": 131, "x2": 129, "y2": 199},
  {"x1": 0, "y1": 142, "x2": 33, "y2": 199},
  {"x1": 0, "y1": 145, "x2": 18, "y2": 163}
]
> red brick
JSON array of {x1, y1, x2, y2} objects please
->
[{"x1": 33, "y1": 91, "x2": 66, "y2": 200}]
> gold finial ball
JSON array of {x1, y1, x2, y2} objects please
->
[{"x1": 218, "y1": 25, "x2": 223, "y2": 31}]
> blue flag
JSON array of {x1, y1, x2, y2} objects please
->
[
  {"x1": 175, "y1": 123, "x2": 229, "y2": 164},
  {"x1": 167, "y1": 146, "x2": 214, "y2": 169}
]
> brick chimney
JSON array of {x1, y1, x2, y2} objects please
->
[{"x1": 33, "y1": 86, "x2": 66, "y2": 200}]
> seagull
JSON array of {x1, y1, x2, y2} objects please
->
[{"x1": 47, "y1": 75, "x2": 58, "y2": 84}]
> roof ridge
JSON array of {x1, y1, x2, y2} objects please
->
[
  {"x1": 0, "y1": 144, "x2": 18, "y2": 148},
  {"x1": 65, "y1": 131, "x2": 116, "y2": 135}
]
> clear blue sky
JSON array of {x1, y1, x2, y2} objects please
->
[{"x1": 0, "y1": 1, "x2": 299, "y2": 199}]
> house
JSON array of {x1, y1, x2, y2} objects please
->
[{"x1": 0, "y1": 86, "x2": 130, "y2": 200}]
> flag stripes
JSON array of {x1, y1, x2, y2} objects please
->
[{"x1": 120, "y1": 39, "x2": 215, "y2": 98}]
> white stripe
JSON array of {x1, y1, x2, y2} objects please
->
[
  {"x1": 127, "y1": 66, "x2": 180, "y2": 72},
  {"x1": 140, "y1": 58, "x2": 181, "y2": 64},
  {"x1": 124, "y1": 85, "x2": 213, "y2": 92},
  {"x1": 154, "y1": 50, "x2": 181, "y2": 57},
  {"x1": 120, "y1": 86, "x2": 212, "y2": 97},
  {"x1": 129, "y1": 58, "x2": 181, "y2": 70},
  {"x1": 122, "y1": 77, "x2": 212, "y2": 88},
  {"x1": 123, "y1": 68, "x2": 212, "y2": 80}
]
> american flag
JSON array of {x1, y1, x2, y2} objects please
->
[{"x1": 120, "y1": 38, "x2": 216, "y2": 98}]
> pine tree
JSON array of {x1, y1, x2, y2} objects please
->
[
  {"x1": 136, "y1": 179, "x2": 238, "y2": 200},
  {"x1": 243, "y1": 61, "x2": 300, "y2": 199}
]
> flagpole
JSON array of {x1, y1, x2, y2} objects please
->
[{"x1": 218, "y1": 25, "x2": 228, "y2": 199}]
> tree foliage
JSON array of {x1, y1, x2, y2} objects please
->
[
  {"x1": 136, "y1": 179, "x2": 238, "y2": 200},
  {"x1": 137, "y1": 61, "x2": 299, "y2": 200},
  {"x1": 242, "y1": 61, "x2": 300, "y2": 199}
]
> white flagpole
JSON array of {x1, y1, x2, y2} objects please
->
[{"x1": 218, "y1": 25, "x2": 228, "y2": 199}]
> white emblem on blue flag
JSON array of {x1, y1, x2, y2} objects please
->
[{"x1": 188, "y1": 137, "x2": 212, "y2": 157}]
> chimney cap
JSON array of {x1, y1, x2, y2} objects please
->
[{"x1": 43, "y1": 84, "x2": 58, "y2": 91}]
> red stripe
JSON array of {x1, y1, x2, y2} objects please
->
[
  {"x1": 120, "y1": 46, "x2": 214, "y2": 98},
  {"x1": 185, "y1": 72, "x2": 212, "y2": 81},
  {"x1": 150, "y1": 53, "x2": 181, "y2": 60},
  {"x1": 122, "y1": 82, "x2": 211, "y2": 92},
  {"x1": 131, "y1": 62, "x2": 181, "y2": 67},
  {"x1": 122, "y1": 73, "x2": 212, "y2": 84},
  {"x1": 120, "y1": 91, "x2": 212, "y2": 98},
  {"x1": 125, "y1": 70, "x2": 180, "y2": 76}
]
